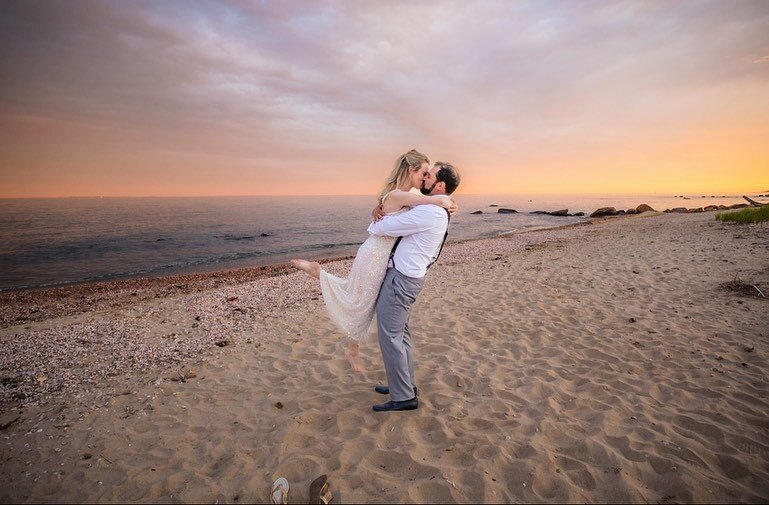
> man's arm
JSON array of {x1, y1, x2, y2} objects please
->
[{"x1": 367, "y1": 205, "x2": 445, "y2": 237}]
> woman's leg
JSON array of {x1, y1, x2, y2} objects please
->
[
  {"x1": 345, "y1": 339, "x2": 363, "y2": 374},
  {"x1": 290, "y1": 259, "x2": 320, "y2": 279}
]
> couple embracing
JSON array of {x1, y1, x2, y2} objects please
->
[{"x1": 292, "y1": 149, "x2": 460, "y2": 412}]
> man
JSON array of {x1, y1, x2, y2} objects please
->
[{"x1": 366, "y1": 162, "x2": 461, "y2": 412}]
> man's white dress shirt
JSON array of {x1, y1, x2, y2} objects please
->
[{"x1": 367, "y1": 204, "x2": 448, "y2": 279}]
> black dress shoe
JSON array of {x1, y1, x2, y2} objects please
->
[
  {"x1": 372, "y1": 397, "x2": 418, "y2": 412},
  {"x1": 374, "y1": 385, "x2": 418, "y2": 396}
]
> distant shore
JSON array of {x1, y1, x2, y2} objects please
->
[{"x1": 3, "y1": 193, "x2": 766, "y2": 293}]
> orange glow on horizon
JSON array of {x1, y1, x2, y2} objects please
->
[{"x1": 1, "y1": 117, "x2": 766, "y2": 198}]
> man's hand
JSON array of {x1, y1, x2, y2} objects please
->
[
  {"x1": 435, "y1": 195, "x2": 458, "y2": 217},
  {"x1": 449, "y1": 199, "x2": 458, "y2": 217},
  {"x1": 372, "y1": 204, "x2": 385, "y2": 221}
]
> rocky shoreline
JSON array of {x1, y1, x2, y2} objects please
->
[
  {"x1": 468, "y1": 195, "x2": 768, "y2": 219},
  {"x1": 0, "y1": 256, "x2": 356, "y2": 329},
  {"x1": 4, "y1": 196, "x2": 762, "y2": 329},
  {"x1": 589, "y1": 200, "x2": 759, "y2": 218}
]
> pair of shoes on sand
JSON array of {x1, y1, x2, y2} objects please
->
[
  {"x1": 372, "y1": 384, "x2": 419, "y2": 412},
  {"x1": 271, "y1": 475, "x2": 332, "y2": 504}
]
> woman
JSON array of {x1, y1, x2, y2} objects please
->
[{"x1": 291, "y1": 149, "x2": 454, "y2": 372}]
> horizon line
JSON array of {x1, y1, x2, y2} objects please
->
[{"x1": 1, "y1": 189, "x2": 768, "y2": 200}]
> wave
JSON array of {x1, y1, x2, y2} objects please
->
[{"x1": 213, "y1": 234, "x2": 269, "y2": 241}]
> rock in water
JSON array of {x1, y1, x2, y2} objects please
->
[
  {"x1": 498, "y1": 208, "x2": 518, "y2": 214},
  {"x1": 548, "y1": 209, "x2": 569, "y2": 216},
  {"x1": 636, "y1": 204, "x2": 655, "y2": 213},
  {"x1": 590, "y1": 207, "x2": 617, "y2": 218},
  {"x1": 626, "y1": 208, "x2": 639, "y2": 215},
  {"x1": 471, "y1": 210, "x2": 483, "y2": 215}
]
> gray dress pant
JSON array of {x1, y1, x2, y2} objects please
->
[{"x1": 375, "y1": 267, "x2": 425, "y2": 401}]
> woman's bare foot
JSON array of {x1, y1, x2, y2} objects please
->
[
  {"x1": 290, "y1": 259, "x2": 321, "y2": 279},
  {"x1": 345, "y1": 340, "x2": 363, "y2": 374}
]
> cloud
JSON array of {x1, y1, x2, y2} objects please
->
[{"x1": 1, "y1": 0, "x2": 768, "y2": 195}]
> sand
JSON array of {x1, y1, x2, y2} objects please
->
[{"x1": 1, "y1": 212, "x2": 768, "y2": 503}]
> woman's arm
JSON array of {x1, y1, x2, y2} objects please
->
[{"x1": 381, "y1": 189, "x2": 453, "y2": 214}]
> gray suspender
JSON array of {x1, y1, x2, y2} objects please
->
[
  {"x1": 387, "y1": 236, "x2": 403, "y2": 269},
  {"x1": 428, "y1": 208, "x2": 451, "y2": 269}
]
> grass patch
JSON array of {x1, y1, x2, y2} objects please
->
[
  {"x1": 720, "y1": 277, "x2": 767, "y2": 299},
  {"x1": 715, "y1": 205, "x2": 769, "y2": 223}
]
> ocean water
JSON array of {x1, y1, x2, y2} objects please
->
[{"x1": 0, "y1": 193, "x2": 758, "y2": 291}]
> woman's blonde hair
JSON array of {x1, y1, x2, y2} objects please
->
[{"x1": 378, "y1": 149, "x2": 430, "y2": 203}]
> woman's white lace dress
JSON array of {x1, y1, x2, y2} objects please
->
[
  {"x1": 318, "y1": 192, "x2": 406, "y2": 343},
  {"x1": 319, "y1": 233, "x2": 396, "y2": 343}
]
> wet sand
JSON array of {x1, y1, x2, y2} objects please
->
[{"x1": 1, "y1": 212, "x2": 768, "y2": 503}]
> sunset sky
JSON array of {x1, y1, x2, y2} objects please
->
[{"x1": 1, "y1": 0, "x2": 768, "y2": 197}]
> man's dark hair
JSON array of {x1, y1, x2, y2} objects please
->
[{"x1": 434, "y1": 162, "x2": 460, "y2": 195}]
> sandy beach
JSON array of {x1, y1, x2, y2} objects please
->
[{"x1": 1, "y1": 211, "x2": 768, "y2": 503}]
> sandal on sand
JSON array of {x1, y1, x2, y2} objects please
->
[
  {"x1": 271, "y1": 477, "x2": 289, "y2": 504},
  {"x1": 309, "y1": 474, "x2": 333, "y2": 504}
]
